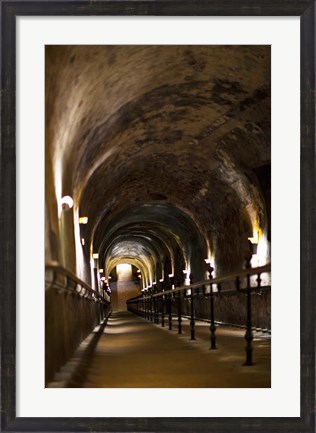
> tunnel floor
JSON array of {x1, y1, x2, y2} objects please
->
[{"x1": 79, "y1": 311, "x2": 271, "y2": 388}]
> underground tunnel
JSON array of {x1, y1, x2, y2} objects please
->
[{"x1": 45, "y1": 45, "x2": 271, "y2": 387}]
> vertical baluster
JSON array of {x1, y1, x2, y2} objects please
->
[
  {"x1": 208, "y1": 265, "x2": 216, "y2": 349},
  {"x1": 168, "y1": 292, "x2": 172, "y2": 330},
  {"x1": 150, "y1": 288, "x2": 153, "y2": 322},
  {"x1": 190, "y1": 274, "x2": 195, "y2": 340},
  {"x1": 168, "y1": 276, "x2": 175, "y2": 330},
  {"x1": 153, "y1": 284, "x2": 156, "y2": 323},
  {"x1": 244, "y1": 257, "x2": 254, "y2": 366},
  {"x1": 257, "y1": 272, "x2": 262, "y2": 288},
  {"x1": 155, "y1": 283, "x2": 159, "y2": 324},
  {"x1": 177, "y1": 287, "x2": 182, "y2": 334},
  {"x1": 161, "y1": 280, "x2": 165, "y2": 327},
  {"x1": 208, "y1": 266, "x2": 216, "y2": 349},
  {"x1": 156, "y1": 294, "x2": 159, "y2": 324}
]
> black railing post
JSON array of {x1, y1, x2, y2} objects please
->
[
  {"x1": 189, "y1": 274, "x2": 195, "y2": 340},
  {"x1": 161, "y1": 280, "x2": 165, "y2": 327},
  {"x1": 168, "y1": 292, "x2": 172, "y2": 330},
  {"x1": 150, "y1": 288, "x2": 153, "y2": 322},
  {"x1": 177, "y1": 280, "x2": 182, "y2": 334},
  {"x1": 168, "y1": 276, "x2": 175, "y2": 330},
  {"x1": 208, "y1": 265, "x2": 216, "y2": 350},
  {"x1": 244, "y1": 256, "x2": 254, "y2": 366},
  {"x1": 155, "y1": 285, "x2": 159, "y2": 324},
  {"x1": 156, "y1": 294, "x2": 159, "y2": 324}
]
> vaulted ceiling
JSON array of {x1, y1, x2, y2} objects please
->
[{"x1": 46, "y1": 45, "x2": 270, "y2": 282}]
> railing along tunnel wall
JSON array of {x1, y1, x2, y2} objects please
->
[
  {"x1": 45, "y1": 262, "x2": 111, "y2": 385},
  {"x1": 127, "y1": 264, "x2": 271, "y2": 366}
]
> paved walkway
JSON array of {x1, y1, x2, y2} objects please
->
[{"x1": 81, "y1": 311, "x2": 270, "y2": 388}]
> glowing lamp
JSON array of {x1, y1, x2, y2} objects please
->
[
  {"x1": 92, "y1": 253, "x2": 99, "y2": 259},
  {"x1": 159, "y1": 278, "x2": 164, "y2": 282},
  {"x1": 79, "y1": 217, "x2": 88, "y2": 224},
  {"x1": 61, "y1": 195, "x2": 73, "y2": 210},
  {"x1": 99, "y1": 269, "x2": 103, "y2": 273},
  {"x1": 168, "y1": 273, "x2": 174, "y2": 278}
]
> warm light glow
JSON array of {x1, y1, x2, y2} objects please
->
[
  {"x1": 185, "y1": 264, "x2": 191, "y2": 286},
  {"x1": 108, "y1": 276, "x2": 112, "y2": 280},
  {"x1": 138, "y1": 275, "x2": 142, "y2": 279},
  {"x1": 79, "y1": 216, "x2": 88, "y2": 224},
  {"x1": 99, "y1": 269, "x2": 103, "y2": 273},
  {"x1": 137, "y1": 269, "x2": 141, "y2": 273},
  {"x1": 182, "y1": 269, "x2": 188, "y2": 274},
  {"x1": 168, "y1": 273, "x2": 174, "y2": 278},
  {"x1": 204, "y1": 258, "x2": 211, "y2": 264},
  {"x1": 159, "y1": 278, "x2": 163, "y2": 282},
  {"x1": 61, "y1": 195, "x2": 73, "y2": 209},
  {"x1": 248, "y1": 236, "x2": 257, "y2": 244},
  {"x1": 153, "y1": 281, "x2": 156, "y2": 285},
  {"x1": 93, "y1": 253, "x2": 99, "y2": 259},
  {"x1": 81, "y1": 238, "x2": 85, "y2": 246}
]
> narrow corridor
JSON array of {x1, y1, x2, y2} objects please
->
[
  {"x1": 77, "y1": 312, "x2": 270, "y2": 388},
  {"x1": 45, "y1": 46, "x2": 272, "y2": 389}
]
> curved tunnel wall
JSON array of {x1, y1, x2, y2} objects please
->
[{"x1": 45, "y1": 45, "x2": 271, "y2": 310}]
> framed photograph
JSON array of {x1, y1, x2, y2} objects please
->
[{"x1": 0, "y1": 1, "x2": 315, "y2": 432}]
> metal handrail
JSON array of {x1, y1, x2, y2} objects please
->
[
  {"x1": 136, "y1": 263, "x2": 271, "y2": 300},
  {"x1": 127, "y1": 263, "x2": 271, "y2": 365},
  {"x1": 45, "y1": 261, "x2": 107, "y2": 304}
]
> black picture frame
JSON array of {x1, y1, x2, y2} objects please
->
[{"x1": 0, "y1": 1, "x2": 315, "y2": 432}]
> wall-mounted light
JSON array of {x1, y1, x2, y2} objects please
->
[
  {"x1": 168, "y1": 273, "x2": 174, "y2": 278},
  {"x1": 204, "y1": 259, "x2": 214, "y2": 279},
  {"x1": 137, "y1": 269, "x2": 141, "y2": 273},
  {"x1": 81, "y1": 238, "x2": 85, "y2": 246},
  {"x1": 79, "y1": 216, "x2": 88, "y2": 224},
  {"x1": 92, "y1": 253, "x2": 99, "y2": 259},
  {"x1": 138, "y1": 275, "x2": 142, "y2": 279},
  {"x1": 108, "y1": 276, "x2": 112, "y2": 280},
  {"x1": 99, "y1": 269, "x2": 103, "y2": 273},
  {"x1": 61, "y1": 195, "x2": 73, "y2": 210},
  {"x1": 159, "y1": 278, "x2": 164, "y2": 282}
]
